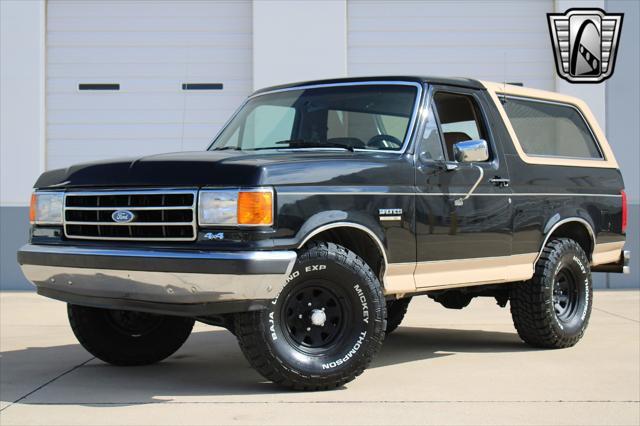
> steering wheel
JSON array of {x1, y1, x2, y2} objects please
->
[{"x1": 367, "y1": 134, "x2": 403, "y2": 149}]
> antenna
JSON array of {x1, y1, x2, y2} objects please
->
[{"x1": 503, "y1": 52, "x2": 507, "y2": 91}]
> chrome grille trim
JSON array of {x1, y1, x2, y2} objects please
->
[{"x1": 63, "y1": 189, "x2": 198, "y2": 242}]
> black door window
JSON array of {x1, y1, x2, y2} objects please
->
[{"x1": 433, "y1": 92, "x2": 491, "y2": 161}]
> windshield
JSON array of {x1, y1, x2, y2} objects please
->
[{"x1": 209, "y1": 84, "x2": 419, "y2": 152}]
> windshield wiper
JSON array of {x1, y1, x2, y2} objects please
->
[
  {"x1": 271, "y1": 139, "x2": 355, "y2": 152},
  {"x1": 211, "y1": 146, "x2": 241, "y2": 151}
]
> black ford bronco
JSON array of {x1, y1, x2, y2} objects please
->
[{"x1": 18, "y1": 76, "x2": 629, "y2": 390}]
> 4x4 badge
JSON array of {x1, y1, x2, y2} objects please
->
[{"x1": 547, "y1": 8, "x2": 623, "y2": 83}]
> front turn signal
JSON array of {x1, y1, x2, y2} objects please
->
[{"x1": 237, "y1": 190, "x2": 273, "y2": 226}]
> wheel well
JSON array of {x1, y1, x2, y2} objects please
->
[
  {"x1": 302, "y1": 227, "x2": 385, "y2": 278},
  {"x1": 546, "y1": 221, "x2": 594, "y2": 259}
]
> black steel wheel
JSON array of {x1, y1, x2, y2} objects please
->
[
  {"x1": 510, "y1": 238, "x2": 592, "y2": 349},
  {"x1": 281, "y1": 281, "x2": 350, "y2": 351},
  {"x1": 68, "y1": 304, "x2": 194, "y2": 366},
  {"x1": 234, "y1": 242, "x2": 386, "y2": 390},
  {"x1": 553, "y1": 268, "x2": 580, "y2": 322}
]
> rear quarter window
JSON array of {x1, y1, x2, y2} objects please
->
[{"x1": 501, "y1": 97, "x2": 602, "y2": 159}]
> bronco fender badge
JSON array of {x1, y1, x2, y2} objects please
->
[
  {"x1": 379, "y1": 208, "x2": 402, "y2": 222},
  {"x1": 111, "y1": 210, "x2": 135, "y2": 223}
]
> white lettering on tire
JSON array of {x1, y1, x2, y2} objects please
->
[
  {"x1": 354, "y1": 285, "x2": 369, "y2": 324},
  {"x1": 305, "y1": 264, "x2": 326, "y2": 272},
  {"x1": 321, "y1": 331, "x2": 367, "y2": 370},
  {"x1": 573, "y1": 256, "x2": 586, "y2": 273},
  {"x1": 581, "y1": 277, "x2": 590, "y2": 321},
  {"x1": 269, "y1": 311, "x2": 277, "y2": 341}
]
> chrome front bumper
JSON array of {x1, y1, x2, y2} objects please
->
[{"x1": 18, "y1": 244, "x2": 296, "y2": 316}]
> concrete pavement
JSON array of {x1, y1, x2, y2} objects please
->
[{"x1": 1, "y1": 290, "x2": 638, "y2": 425}]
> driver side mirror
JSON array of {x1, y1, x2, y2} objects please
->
[{"x1": 453, "y1": 139, "x2": 489, "y2": 163}]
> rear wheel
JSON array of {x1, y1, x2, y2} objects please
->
[
  {"x1": 68, "y1": 304, "x2": 194, "y2": 365},
  {"x1": 510, "y1": 238, "x2": 592, "y2": 349},
  {"x1": 385, "y1": 297, "x2": 411, "y2": 334},
  {"x1": 234, "y1": 242, "x2": 386, "y2": 390}
]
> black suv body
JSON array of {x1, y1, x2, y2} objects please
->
[{"x1": 18, "y1": 76, "x2": 629, "y2": 389}]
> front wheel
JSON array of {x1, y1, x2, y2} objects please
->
[
  {"x1": 68, "y1": 304, "x2": 194, "y2": 365},
  {"x1": 234, "y1": 242, "x2": 386, "y2": 390},
  {"x1": 510, "y1": 238, "x2": 592, "y2": 349}
]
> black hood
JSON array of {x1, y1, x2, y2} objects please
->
[{"x1": 34, "y1": 150, "x2": 412, "y2": 189}]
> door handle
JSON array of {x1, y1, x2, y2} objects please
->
[{"x1": 489, "y1": 177, "x2": 510, "y2": 187}]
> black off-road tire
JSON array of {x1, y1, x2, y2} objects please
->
[
  {"x1": 385, "y1": 297, "x2": 411, "y2": 334},
  {"x1": 68, "y1": 304, "x2": 195, "y2": 366},
  {"x1": 510, "y1": 238, "x2": 593, "y2": 349},
  {"x1": 234, "y1": 242, "x2": 386, "y2": 390}
]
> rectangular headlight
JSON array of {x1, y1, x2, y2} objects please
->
[
  {"x1": 198, "y1": 188, "x2": 273, "y2": 227},
  {"x1": 30, "y1": 192, "x2": 64, "y2": 225},
  {"x1": 198, "y1": 190, "x2": 238, "y2": 226}
]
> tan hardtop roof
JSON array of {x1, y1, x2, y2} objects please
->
[
  {"x1": 480, "y1": 81, "x2": 618, "y2": 169},
  {"x1": 481, "y1": 81, "x2": 587, "y2": 106}
]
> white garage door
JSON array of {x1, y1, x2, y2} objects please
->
[
  {"x1": 348, "y1": 0, "x2": 555, "y2": 90},
  {"x1": 46, "y1": 0, "x2": 252, "y2": 170}
]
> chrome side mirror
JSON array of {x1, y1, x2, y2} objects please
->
[{"x1": 453, "y1": 139, "x2": 489, "y2": 163}]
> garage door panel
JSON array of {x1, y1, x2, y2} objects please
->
[
  {"x1": 348, "y1": 61, "x2": 552, "y2": 75},
  {"x1": 48, "y1": 93, "x2": 246, "y2": 111},
  {"x1": 47, "y1": 63, "x2": 252, "y2": 80},
  {"x1": 349, "y1": 0, "x2": 549, "y2": 18},
  {"x1": 47, "y1": 109, "x2": 236, "y2": 126},
  {"x1": 48, "y1": 47, "x2": 251, "y2": 65},
  {"x1": 46, "y1": 0, "x2": 252, "y2": 170},
  {"x1": 48, "y1": 123, "x2": 222, "y2": 140},
  {"x1": 349, "y1": 31, "x2": 551, "y2": 47},
  {"x1": 47, "y1": 15, "x2": 251, "y2": 32},
  {"x1": 349, "y1": 17, "x2": 547, "y2": 32},
  {"x1": 348, "y1": 0, "x2": 554, "y2": 90},
  {"x1": 48, "y1": 31, "x2": 252, "y2": 48},
  {"x1": 48, "y1": 139, "x2": 181, "y2": 157},
  {"x1": 48, "y1": 1, "x2": 250, "y2": 19},
  {"x1": 350, "y1": 47, "x2": 551, "y2": 64},
  {"x1": 47, "y1": 78, "x2": 251, "y2": 94}
]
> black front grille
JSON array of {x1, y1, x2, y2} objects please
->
[{"x1": 63, "y1": 190, "x2": 197, "y2": 241}]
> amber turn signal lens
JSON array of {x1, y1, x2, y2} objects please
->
[
  {"x1": 237, "y1": 191, "x2": 273, "y2": 225},
  {"x1": 29, "y1": 193, "x2": 37, "y2": 223}
]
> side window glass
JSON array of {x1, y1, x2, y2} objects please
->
[
  {"x1": 420, "y1": 103, "x2": 445, "y2": 161},
  {"x1": 501, "y1": 97, "x2": 602, "y2": 159},
  {"x1": 433, "y1": 92, "x2": 490, "y2": 161}
]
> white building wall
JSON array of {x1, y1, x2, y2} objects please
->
[
  {"x1": 348, "y1": 0, "x2": 555, "y2": 90},
  {"x1": 1, "y1": 0, "x2": 46, "y2": 207},
  {"x1": 252, "y1": 0, "x2": 347, "y2": 90}
]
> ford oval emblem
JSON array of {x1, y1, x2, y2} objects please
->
[{"x1": 112, "y1": 210, "x2": 135, "y2": 223}]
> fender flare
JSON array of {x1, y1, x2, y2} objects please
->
[
  {"x1": 294, "y1": 212, "x2": 389, "y2": 276},
  {"x1": 536, "y1": 215, "x2": 596, "y2": 263}
]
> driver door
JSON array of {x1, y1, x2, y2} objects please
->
[{"x1": 414, "y1": 86, "x2": 514, "y2": 289}]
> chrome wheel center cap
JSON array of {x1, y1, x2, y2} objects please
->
[{"x1": 310, "y1": 309, "x2": 327, "y2": 327}]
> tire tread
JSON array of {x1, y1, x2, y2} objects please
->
[{"x1": 510, "y1": 238, "x2": 591, "y2": 349}]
